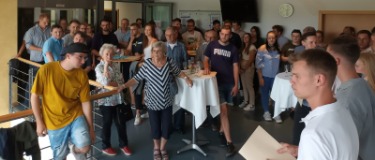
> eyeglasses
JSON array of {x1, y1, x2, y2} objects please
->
[{"x1": 73, "y1": 55, "x2": 88, "y2": 62}]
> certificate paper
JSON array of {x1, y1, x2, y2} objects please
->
[{"x1": 239, "y1": 126, "x2": 296, "y2": 160}]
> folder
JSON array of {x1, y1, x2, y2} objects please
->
[{"x1": 239, "y1": 126, "x2": 296, "y2": 160}]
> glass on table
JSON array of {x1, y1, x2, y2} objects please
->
[
  {"x1": 284, "y1": 64, "x2": 289, "y2": 73},
  {"x1": 183, "y1": 62, "x2": 188, "y2": 70},
  {"x1": 195, "y1": 61, "x2": 202, "y2": 74}
]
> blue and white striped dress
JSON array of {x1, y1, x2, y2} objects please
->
[{"x1": 133, "y1": 57, "x2": 181, "y2": 111}]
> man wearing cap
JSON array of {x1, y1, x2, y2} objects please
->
[{"x1": 31, "y1": 43, "x2": 95, "y2": 160}]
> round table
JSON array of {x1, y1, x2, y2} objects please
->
[
  {"x1": 173, "y1": 70, "x2": 220, "y2": 156},
  {"x1": 270, "y1": 72, "x2": 297, "y2": 118}
]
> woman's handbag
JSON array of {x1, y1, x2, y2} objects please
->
[{"x1": 116, "y1": 103, "x2": 134, "y2": 123}]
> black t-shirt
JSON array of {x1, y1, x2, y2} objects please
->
[
  {"x1": 230, "y1": 32, "x2": 242, "y2": 50},
  {"x1": 280, "y1": 42, "x2": 300, "y2": 72},
  {"x1": 131, "y1": 34, "x2": 144, "y2": 55},
  {"x1": 91, "y1": 32, "x2": 119, "y2": 51}
]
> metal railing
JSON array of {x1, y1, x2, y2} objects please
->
[{"x1": 5, "y1": 57, "x2": 118, "y2": 160}]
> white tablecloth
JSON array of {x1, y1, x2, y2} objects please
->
[
  {"x1": 270, "y1": 72, "x2": 297, "y2": 118},
  {"x1": 173, "y1": 71, "x2": 220, "y2": 129}
]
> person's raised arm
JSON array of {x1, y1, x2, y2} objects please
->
[
  {"x1": 125, "y1": 36, "x2": 135, "y2": 56},
  {"x1": 118, "y1": 78, "x2": 138, "y2": 92}
]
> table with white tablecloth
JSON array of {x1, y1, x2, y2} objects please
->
[
  {"x1": 173, "y1": 70, "x2": 220, "y2": 156},
  {"x1": 173, "y1": 71, "x2": 220, "y2": 129},
  {"x1": 270, "y1": 72, "x2": 298, "y2": 118}
]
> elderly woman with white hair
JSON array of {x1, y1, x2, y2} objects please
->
[
  {"x1": 118, "y1": 41, "x2": 193, "y2": 160},
  {"x1": 95, "y1": 43, "x2": 132, "y2": 156}
]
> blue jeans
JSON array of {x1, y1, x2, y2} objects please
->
[
  {"x1": 218, "y1": 84, "x2": 234, "y2": 104},
  {"x1": 260, "y1": 77, "x2": 275, "y2": 113},
  {"x1": 48, "y1": 115, "x2": 90, "y2": 160}
]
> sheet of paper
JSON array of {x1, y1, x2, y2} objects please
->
[{"x1": 239, "y1": 126, "x2": 296, "y2": 160}]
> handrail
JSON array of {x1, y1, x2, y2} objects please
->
[
  {"x1": 15, "y1": 57, "x2": 117, "y2": 91},
  {"x1": 0, "y1": 109, "x2": 33, "y2": 124},
  {"x1": 90, "y1": 90, "x2": 118, "y2": 101},
  {"x1": 0, "y1": 90, "x2": 118, "y2": 123}
]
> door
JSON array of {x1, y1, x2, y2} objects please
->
[{"x1": 144, "y1": 2, "x2": 173, "y2": 30}]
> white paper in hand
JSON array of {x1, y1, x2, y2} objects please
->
[{"x1": 239, "y1": 126, "x2": 296, "y2": 160}]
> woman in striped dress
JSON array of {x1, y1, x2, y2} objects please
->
[{"x1": 118, "y1": 41, "x2": 193, "y2": 160}]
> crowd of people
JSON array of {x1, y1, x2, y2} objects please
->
[{"x1": 23, "y1": 12, "x2": 375, "y2": 160}]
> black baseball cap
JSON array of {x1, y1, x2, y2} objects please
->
[{"x1": 61, "y1": 43, "x2": 89, "y2": 56}]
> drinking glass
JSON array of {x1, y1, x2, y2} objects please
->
[{"x1": 284, "y1": 65, "x2": 289, "y2": 73}]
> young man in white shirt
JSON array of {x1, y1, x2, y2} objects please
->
[{"x1": 277, "y1": 49, "x2": 359, "y2": 160}]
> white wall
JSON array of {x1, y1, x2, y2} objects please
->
[
  {"x1": 104, "y1": 1, "x2": 142, "y2": 28},
  {"x1": 156, "y1": 0, "x2": 375, "y2": 38}
]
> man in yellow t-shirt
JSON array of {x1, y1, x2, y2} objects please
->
[{"x1": 31, "y1": 43, "x2": 94, "y2": 160}]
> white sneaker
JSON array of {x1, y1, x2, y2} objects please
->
[
  {"x1": 140, "y1": 112, "x2": 149, "y2": 119},
  {"x1": 131, "y1": 104, "x2": 136, "y2": 110},
  {"x1": 69, "y1": 143, "x2": 86, "y2": 160},
  {"x1": 238, "y1": 101, "x2": 248, "y2": 108},
  {"x1": 134, "y1": 115, "x2": 141, "y2": 126},
  {"x1": 243, "y1": 104, "x2": 255, "y2": 111},
  {"x1": 263, "y1": 112, "x2": 272, "y2": 122},
  {"x1": 274, "y1": 115, "x2": 283, "y2": 123}
]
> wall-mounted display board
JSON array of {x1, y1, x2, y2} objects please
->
[{"x1": 179, "y1": 10, "x2": 222, "y2": 31}]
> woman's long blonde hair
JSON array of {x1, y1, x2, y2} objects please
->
[{"x1": 358, "y1": 53, "x2": 375, "y2": 92}]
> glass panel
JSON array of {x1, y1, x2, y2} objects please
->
[{"x1": 145, "y1": 3, "x2": 172, "y2": 30}]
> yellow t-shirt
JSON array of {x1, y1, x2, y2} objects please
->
[{"x1": 31, "y1": 62, "x2": 91, "y2": 130}]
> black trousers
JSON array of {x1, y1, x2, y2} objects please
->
[
  {"x1": 100, "y1": 104, "x2": 129, "y2": 149},
  {"x1": 292, "y1": 102, "x2": 311, "y2": 145},
  {"x1": 173, "y1": 109, "x2": 185, "y2": 131},
  {"x1": 148, "y1": 106, "x2": 172, "y2": 139}
]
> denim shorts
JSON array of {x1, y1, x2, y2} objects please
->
[
  {"x1": 48, "y1": 115, "x2": 91, "y2": 159},
  {"x1": 218, "y1": 84, "x2": 234, "y2": 104}
]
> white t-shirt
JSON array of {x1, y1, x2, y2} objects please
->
[
  {"x1": 143, "y1": 45, "x2": 152, "y2": 60},
  {"x1": 182, "y1": 31, "x2": 203, "y2": 48},
  {"x1": 240, "y1": 44, "x2": 256, "y2": 69},
  {"x1": 298, "y1": 102, "x2": 359, "y2": 160}
]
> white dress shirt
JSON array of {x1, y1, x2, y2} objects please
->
[{"x1": 298, "y1": 102, "x2": 359, "y2": 160}]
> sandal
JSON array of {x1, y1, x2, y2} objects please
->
[
  {"x1": 161, "y1": 150, "x2": 169, "y2": 160},
  {"x1": 153, "y1": 149, "x2": 161, "y2": 160}
]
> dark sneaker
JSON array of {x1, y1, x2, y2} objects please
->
[
  {"x1": 219, "y1": 132, "x2": 227, "y2": 147},
  {"x1": 226, "y1": 143, "x2": 236, "y2": 157}
]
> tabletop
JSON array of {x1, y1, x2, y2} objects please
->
[{"x1": 112, "y1": 55, "x2": 141, "y2": 62}]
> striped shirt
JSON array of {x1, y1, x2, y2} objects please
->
[{"x1": 133, "y1": 58, "x2": 181, "y2": 111}]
